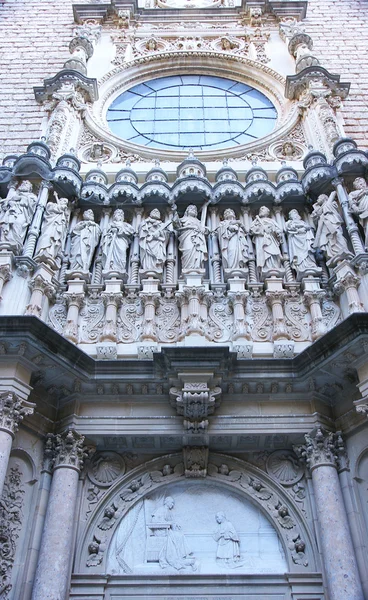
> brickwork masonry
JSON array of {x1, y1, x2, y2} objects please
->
[{"x1": 0, "y1": 0, "x2": 368, "y2": 154}]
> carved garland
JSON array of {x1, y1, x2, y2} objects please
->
[{"x1": 76, "y1": 453, "x2": 318, "y2": 574}]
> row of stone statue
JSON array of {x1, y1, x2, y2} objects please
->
[{"x1": 1, "y1": 178, "x2": 368, "y2": 280}]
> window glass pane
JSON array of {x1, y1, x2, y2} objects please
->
[{"x1": 107, "y1": 75, "x2": 277, "y2": 150}]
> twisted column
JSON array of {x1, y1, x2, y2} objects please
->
[
  {"x1": 295, "y1": 428, "x2": 364, "y2": 600},
  {"x1": 0, "y1": 391, "x2": 34, "y2": 496},
  {"x1": 32, "y1": 430, "x2": 86, "y2": 600}
]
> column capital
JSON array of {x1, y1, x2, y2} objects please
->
[
  {"x1": 0, "y1": 391, "x2": 34, "y2": 437},
  {"x1": 294, "y1": 427, "x2": 341, "y2": 471},
  {"x1": 46, "y1": 429, "x2": 87, "y2": 472}
]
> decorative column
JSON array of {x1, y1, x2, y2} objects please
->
[
  {"x1": 332, "y1": 177, "x2": 365, "y2": 256},
  {"x1": 295, "y1": 428, "x2": 364, "y2": 600},
  {"x1": 0, "y1": 264, "x2": 11, "y2": 300},
  {"x1": 303, "y1": 289, "x2": 327, "y2": 340},
  {"x1": 100, "y1": 291, "x2": 122, "y2": 342},
  {"x1": 333, "y1": 265, "x2": 365, "y2": 314},
  {"x1": 32, "y1": 430, "x2": 86, "y2": 600},
  {"x1": 25, "y1": 273, "x2": 55, "y2": 317},
  {"x1": 23, "y1": 182, "x2": 53, "y2": 258},
  {"x1": 0, "y1": 391, "x2": 34, "y2": 496},
  {"x1": 63, "y1": 292, "x2": 85, "y2": 343}
]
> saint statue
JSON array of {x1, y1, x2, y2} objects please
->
[
  {"x1": 0, "y1": 180, "x2": 37, "y2": 253},
  {"x1": 311, "y1": 191, "x2": 352, "y2": 263},
  {"x1": 150, "y1": 497, "x2": 196, "y2": 571},
  {"x1": 217, "y1": 208, "x2": 249, "y2": 272},
  {"x1": 174, "y1": 204, "x2": 208, "y2": 272},
  {"x1": 138, "y1": 209, "x2": 169, "y2": 274},
  {"x1": 348, "y1": 176, "x2": 368, "y2": 248},
  {"x1": 35, "y1": 192, "x2": 70, "y2": 266},
  {"x1": 101, "y1": 209, "x2": 134, "y2": 274},
  {"x1": 213, "y1": 512, "x2": 241, "y2": 567},
  {"x1": 69, "y1": 209, "x2": 101, "y2": 272},
  {"x1": 285, "y1": 209, "x2": 319, "y2": 279},
  {"x1": 249, "y1": 206, "x2": 283, "y2": 277}
]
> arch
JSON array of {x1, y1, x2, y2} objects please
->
[
  {"x1": 75, "y1": 452, "x2": 319, "y2": 575},
  {"x1": 85, "y1": 53, "x2": 299, "y2": 162}
]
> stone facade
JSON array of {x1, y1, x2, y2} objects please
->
[{"x1": 0, "y1": 1, "x2": 368, "y2": 600}]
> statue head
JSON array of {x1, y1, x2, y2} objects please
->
[
  {"x1": 104, "y1": 506, "x2": 115, "y2": 519},
  {"x1": 60, "y1": 198, "x2": 69, "y2": 209},
  {"x1": 259, "y1": 206, "x2": 270, "y2": 218},
  {"x1": 164, "y1": 496, "x2": 175, "y2": 509},
  {"x1": 223, "y1": 208, "x2": 236, "y2": 220},
  {"x1": 18, "y1": 180, "x2": 33, "y2": 193},
  {"x1": 162, "y1": 464, "x2": 173, "y2": 476},
  {"x1": 353, "y1": 177, "x2": 367, "y2": 190},
  {"x1": 288, "y1": 209, "x2": 301, "y2": 220},
  {"x1": 221, "y1": 37, "x2": 231, "y2": 50},
  {"x1": 88, "y1": 541, "x2": 99, "y2": 555},
  {"x1": 113, "y1": 209, "x2": 124, "y2": 221},
  {"x1": 215, "y1": 511, "x2": 226, "y2": 523},
  {"x1": 150, "y1": 208, "x2": 161, "y2": 220},
  {"x1": 184, "y1": 204, "x2": 198, "y2": 218},
  {"x1": 317, "y1": 194, "x2": 328, "y2": 204},
  {"x1": 83, "y1": 209, "x2": 95, "y2": 221}
]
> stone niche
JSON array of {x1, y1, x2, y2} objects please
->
[{"x1": 106, "y1": 481, "x2": 287, "y2": 576}]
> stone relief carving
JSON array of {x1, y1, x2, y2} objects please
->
[
  {"x1": 0, "y1": 181, "x2": 38, "y2": 254},
  {"x1": 174, "y1": 204, "x2": 209, "y2": 273},
  {"x1": 285, "y1": 210, "x2": 320, "y2": 280},
  {"x1": 266, "y1": 451, "x2": 304, "y2": 486},
  {"x1": 250, "y1": 207, "x2": 283, "y2": 279},
  {"x1": 138, "y1": 209, "x2": 169, "y2": 275},
  {"x1": 35, "y1": 193, "x2": 70, "y2": 268},
  {"x1": 69, "y1": 209, "x2": 101, "y2": 273},
  {"x1": 348, "y1": 176, "x2": 368, "y2": 249},
  {"x1": 102, "y1": 209, "x2": 134, "y2": 276},
  {"x1": 213, "y1": 512, "x2": 242, "y2": 567},
  {"x1": 217, "y1": 209, "x2": 249, "y2": 275},
  {"x1": 88, "y1": 452, "x2": 126, "y2": 487},
  {"x1": 312, "y1": 192, "x2": 353, "y2": 265},
  {"x1": 79, "y1": 300, "x2": 105, "y2": 344},
  {"x1": 0, "y1": 465, "x2": 25, "y2": 598}
]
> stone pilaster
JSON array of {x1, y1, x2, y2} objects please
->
[
  {"x1": 295, "y1": 428, "x2": 364, "y2": 600},
  {"x1": 0, "y1": 391, "x2": 34, "y2": 496},
  {"x1": 32, "y1": 429, "x2": 86, "y2": 600}
]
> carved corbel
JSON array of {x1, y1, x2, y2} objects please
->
[
  {"x1": 169, "y1": 374, "x2": 221, "y2": 435},
  {"x1": 183, "y1": 446, "x2": 209, "y2": 478}
]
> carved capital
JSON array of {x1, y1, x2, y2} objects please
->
[
  {"x1": 303, "y1": 290, "x2": 326, "y2": 306},
  {"x1": 48, "y1": 429, "x2": 87, "y2": 472},
  {"x1": 0, "y1": 264, "x2": 11, "y2": 283},
  {"x1": 334, "y1": 272, "x2": 361, "y2": 295},
  {"x1": 266, "y1": 290, "x2": 288, "y2": 306},
  {"x1": 101, "y1": 292, "x2": 123, "y2": 307},
  {"x1": 0, "y1": 391, "x2": 34, "y2": 437},
  {"x1": 63, "y1": 292, "x2": 85, "y2": 309},
  {"x1": 294, "y1": 427, "x2": 340, "y2": 472}
]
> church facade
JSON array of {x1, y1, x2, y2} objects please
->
[{"x1": 0, "y1": 1, "x2": 368, "y2": 599}]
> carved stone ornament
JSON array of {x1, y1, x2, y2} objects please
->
[
  {"x1": 46, "y1": 429, "x2": 87, "y2": 472},
  {"x1": 78, "y1": 454, "x2": 316, "y2": 576},
  {"x1": 266, "y1": 450, "x2": 304, "y2": 486},
  {"x1": 88, "y1": 452, "x2": 126, "y2": 487},
  {"x1": 0, "y1": 464, "x2": 25, "y2": 598},
  {"x1": 0, "y1": 392, "x2": 34, "y2": 436},
  {"x1": 293, "y1": 427, "x2": 342, "y2": 472}
]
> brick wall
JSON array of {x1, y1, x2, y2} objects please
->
[
  {"x1": 0, "y1": 0, "x2": 74, "y2": 155},
  {"x1": 0, "y1": 0, "x2": 367, "y2": 155}
]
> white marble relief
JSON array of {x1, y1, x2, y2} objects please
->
[{"x1": 106, "y1": 482, "x2": 287, "y2": 575}]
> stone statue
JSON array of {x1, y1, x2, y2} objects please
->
[
  {"x1": 213, "y1": 512, "x2": 241, "y2": 566},
  {"x1": 138, "y1": 209, "x2": 169, "y2": 274},
  {"x1": 174, "y1": 204, "x2": 208, "y2": 272},
  {"x1": 249, "y1": 206, "x2": 283, "y2": 277},
  {"x1": 69, "y1": 209, "x2": 101, "y2": 272},
  {"x1": 35, "y1": 193, "x2": 70, "y2": 265},
  {"x1": 101, "y1": 209, "x2": 134, "y2": 275},
  {"x1": 217, "y1": 208, "x2": 249, "y2": 272},
  {"x1": 150, "y1": 497, "x2": 196, "y2": 571},
  {"x1": 0, "y1": 180, "x2": 37, "y2": 253},
  {"x1": 348, "y1": 176, "x2": 368, "y2": 248},
  {"x1": 285, "y1": 209, "x2": 319, "y2": 279},
  {"x1": 311, "y1": 191, "x2": 352, "y2": 263}
]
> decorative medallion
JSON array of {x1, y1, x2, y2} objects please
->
[
  {"x1": 88, "y1": 451, "x2": 126, "y2": 487},
  {"x1": 266, "y1": 450, "x2": 304, "y2": 486}
]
